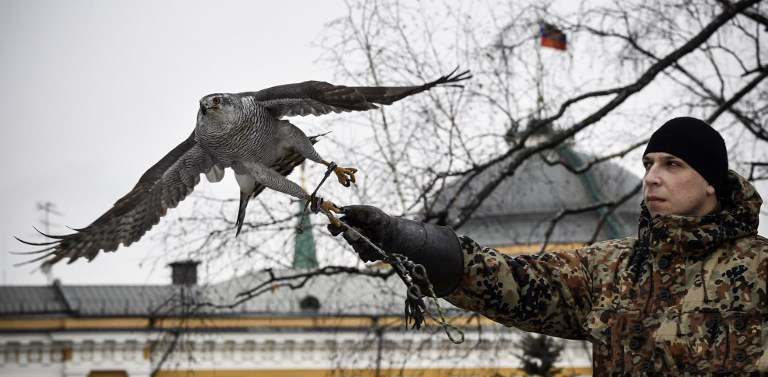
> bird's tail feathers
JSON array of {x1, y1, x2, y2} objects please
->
[
  {"x1": 309, "y1": 132, "x2": 331, "y2": 140},
  {"x1": 235, "y1": 191, "x2": 250, "y2": 237}
]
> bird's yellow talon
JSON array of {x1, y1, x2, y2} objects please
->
[
  {"x1": 322, "y1": 201, "x2": 339, "y2": 213},
  {"x1": 320, "y1": 200, "x2": 343, "y2": 226},
  {"x1": 333, "y1": 166, "x2": 357, "y2": 187}
]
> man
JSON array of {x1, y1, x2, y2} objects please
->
[{"x1": 330, "y1": 117, "x2": 767, "y2": 375}]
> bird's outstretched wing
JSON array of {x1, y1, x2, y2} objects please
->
[
  {"x1": 235, "y1": 135, "x2": 322, "y2": 236},
  {"x1": 246, "y1": 68, "x2": 471, "y2": 119},
  {"x1": 16, "y1": 131, "x2": 217, "y2": 266}
]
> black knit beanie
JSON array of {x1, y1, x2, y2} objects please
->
[{"x1": 643, "y1": 117, "x2": 728, "y2": 195}]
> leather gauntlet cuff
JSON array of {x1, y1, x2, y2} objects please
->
[{"x1": 385, "y1": 218, "x2": 464, "y2": 297}]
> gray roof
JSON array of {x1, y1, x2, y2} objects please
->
[
  {"x1": 0, "y1": 285, "x2": 67, "y2": 314},
  {"x1": 438, "y1": 147, "x2": 642, "y2": 246},
  {"x1": 209, "y1": 268, "x2": 409, "y2": 316},
  {"x1": 0, "y1": 282, "x2": 186, "y2": 317},
  {"x1": 0, "y1": 270, "x2": 425, "y2": 318}
]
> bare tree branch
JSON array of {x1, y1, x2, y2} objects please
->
[
  {"x1": 198, "y1": 266, "x2": 396, "y2": 310},
  {"x1": 541, "y1": 139, "x2": 649, "y2": 174},
  {"x1": 537, "y1": 182, "x2": 642, "y2": 254},
  {"x1": 449, "y1": 0, "x2": 760, "y2": 230}
]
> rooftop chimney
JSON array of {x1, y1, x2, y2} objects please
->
[{"x1": 169, "y1": 260, "x2": 200, "y2": 285}]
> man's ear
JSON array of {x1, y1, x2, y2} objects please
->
[{"x1": 706, "y1": 185, "x2": 716, "y2": 196}]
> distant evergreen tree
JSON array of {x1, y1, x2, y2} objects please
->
[{"x1": 514, "y1": 333, "x2": 564, "y2": 377}]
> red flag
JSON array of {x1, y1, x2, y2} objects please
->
[{"x1": 540, "y1": 22, "x2": 567, "y2": 51}]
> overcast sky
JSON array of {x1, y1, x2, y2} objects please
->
[{"x1": 0, "y1": 0, "x2": 349, "y2": 285}]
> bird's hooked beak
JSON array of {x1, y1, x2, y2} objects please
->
[{"x1": 199, "y1": 97, "x2": 222, "y2": 116}]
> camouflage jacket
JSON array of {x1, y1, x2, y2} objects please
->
[{"x1": 445, "y1": 171, "x2": 767, "y2": 375}]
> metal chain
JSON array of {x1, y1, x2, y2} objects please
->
[
  {"x1": 401, "y1": 259, "x2": 464, "y2": 344},
  {"x1": 303, "y1": 162, "x2": 465, "y2": 344},
  {"x1": 336, "y1": 222, "x2": 465, "y2": 344}
]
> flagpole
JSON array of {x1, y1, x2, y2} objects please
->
[{"x1": 535, "y1": 19, "x2": 544, "y2": 120}]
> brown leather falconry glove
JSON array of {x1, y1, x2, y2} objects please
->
[{"x1": 327, "y1": 205, "x2": 464, "y2": 297}]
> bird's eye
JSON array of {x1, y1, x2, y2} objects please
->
[{"x1": 213, "y1": 97, "x2": 221, "y2": 105}]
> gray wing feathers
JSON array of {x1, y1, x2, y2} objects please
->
[
  {"x1": 246, "y1": 68, "x2": 471, "y2": 119},
  {"x1": 246, "y1": 81, "x2": 378, "y2": 119},
  {"x1": 259, "y1": 98, "x2": 367, "y2": 118},
  {"x1": 349, "y1": 68, "x2": 472, "y2": 105},
  {"x1": 18, "y1": 131, "x2": 215, "y2": 265}
]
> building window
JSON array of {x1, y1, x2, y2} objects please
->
[{"x1": 299, "y1": 295, "x2": 321, "y2": 312}]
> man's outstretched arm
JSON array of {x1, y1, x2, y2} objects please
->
[{"x1": 329, "y1": 205, "x2": 594, "y2": 340}]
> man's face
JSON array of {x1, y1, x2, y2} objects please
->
[{"x1": 642, "y1": 152, "x2": 717, "y2": 217}]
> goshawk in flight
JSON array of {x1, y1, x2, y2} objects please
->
[{"x1": 17, "y1": 68, "x2": 471, "y2": 266}]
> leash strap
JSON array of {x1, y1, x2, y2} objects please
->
[{"x1": 297, "y1": 162, "x2": 338, "y2": 233}]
